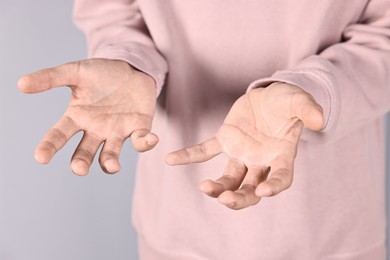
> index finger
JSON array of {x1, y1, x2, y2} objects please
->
[
  {"x1": 35, "y1": 116, "x2": 80, "y2": 164},
  {"x1": 165, "y1": 137, "x2": 222, "y2": 165},
  {"x1": 18, "y1": 61, "x2": 81, "y2": 93}
]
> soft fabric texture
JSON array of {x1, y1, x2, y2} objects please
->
[{"x1": 74, "y1": 1, "x2": 390, "y2": 259}]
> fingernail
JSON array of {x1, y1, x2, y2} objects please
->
[
  {"x1": 227, "y1": 201, "x2": 236, "y2": 208},
  {"x1": 146, "y1": 134, "x2": 158, "y2": 145}
]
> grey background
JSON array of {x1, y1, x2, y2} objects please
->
[
  {"x1": 0, "y1": 1, "x2": 139, "y2": 259},
  {"x1": 0, "y1": 1, "x2": 389, "y2": 260}
]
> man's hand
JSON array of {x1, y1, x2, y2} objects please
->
[
  {"x1": 18, "y1": 58, "x2": 158, "y2": 175},
  {"x1": 166, "y1": 82, "x2": 323, "y2": 210}
]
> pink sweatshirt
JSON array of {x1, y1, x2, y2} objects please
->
[{"x1": 73, "y1": 1, "x2": 390, "y2": 259}]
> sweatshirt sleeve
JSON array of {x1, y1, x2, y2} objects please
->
[
  {"x1": 73, "y1": 0, "x2": 168, "y2": 95},
  {"x1": 248, "y1": 0, "x2": 390, "y2": 143}
]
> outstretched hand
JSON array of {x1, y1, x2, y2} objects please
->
[
  {"x1": 18, "y1": 58, "x2": 158, "y2": 175},
  {"x1": 166, "y1": 82, "x2": 323, "y2": 210}
]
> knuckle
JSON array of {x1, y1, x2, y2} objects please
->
[
  {"x1": 100, "y1": 150, "x2": 118, "y2": 159},
  {"x1": 198, "y1": 143, "x2": 207, "y2": 155},
  {"x1": 40, "y1": 140, "x2": 57, "y2": 153},
  {"x1": 75, "y1": 148, "x2": 94, "y2": 161},
  {"x1": 72, "y1": 157, "x2": 89, "y2": 165},
  {"x1": 184, "y1": 148, "x2": 192, "y2": 162},
  {"x1": 50, "y1": 128, "x2": 67, "y2": 144}
]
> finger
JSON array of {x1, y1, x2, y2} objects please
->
[
  {"x1": 199, "y1": 159, "x2": 246, "y2": 198},
  {"x1": 70, "y1": 132, "x2": 102, "y2": 176},
  {"x1": 18, "y1": 61, "x2": 80, "y2": 93},
  {"x1": 255, "y1": 156, "x2": 294, "y2": 197},
  {"x1": 165, "y1": 137, "x2": 221, "y2": 165},
  {"x1": 130, "y1": 129, "x2": 159, "y2": 152},
  {"x1": 35, "y1": 116, "x2": 79, "y2": 164},
  {"x1": 291, "y1": 92, "x2": 324, "y2": 131},
  {"x1": 99, "y1": 136, "x2": 125, "y2": 174},
  {"x1": 218, "y1": 166, "x2": 269, "y2": 209},
  {"x1": 218, "y1": 187, "x2": 260, "y2": 210}
]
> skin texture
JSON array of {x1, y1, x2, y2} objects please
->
[
  {"x1": 19, "y1": 58, "x2": 324, "y2": 210},
  {"x1": 166, "y1": 82, "x2": 324, "y2": 210},
  {"x1": 18, "y1": 58, "x2": 158, "y2": 176}
]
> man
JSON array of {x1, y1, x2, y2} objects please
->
[{"x1": 19, "y1": 0, "x2": 390, "y2": 259}]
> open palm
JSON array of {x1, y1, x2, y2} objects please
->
[
  {"x1": 19, "y1": 58, "x2": 158, "y2": 175},
  {"x1": 166, "y1": 83, "x2": 323, "y2": 209}
]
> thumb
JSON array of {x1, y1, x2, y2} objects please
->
[
  {"x1": 291, "y1": 92, "x2": 324, "y2": 131},
  {"x1": 18, "y1": 61, "x2": 80, "y2": 93}
]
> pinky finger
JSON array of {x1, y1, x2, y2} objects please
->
[{"x1": 130, "y1": 129, "x2": 159, "y2": 152}]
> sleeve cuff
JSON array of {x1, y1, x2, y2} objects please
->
[{"x1": 92, "y1": 42, "x2": 168, "y2": 96}]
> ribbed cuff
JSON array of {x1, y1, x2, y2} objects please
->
[{"x1": 92, "y1": 42, "x2": 168, "y2": 96}]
